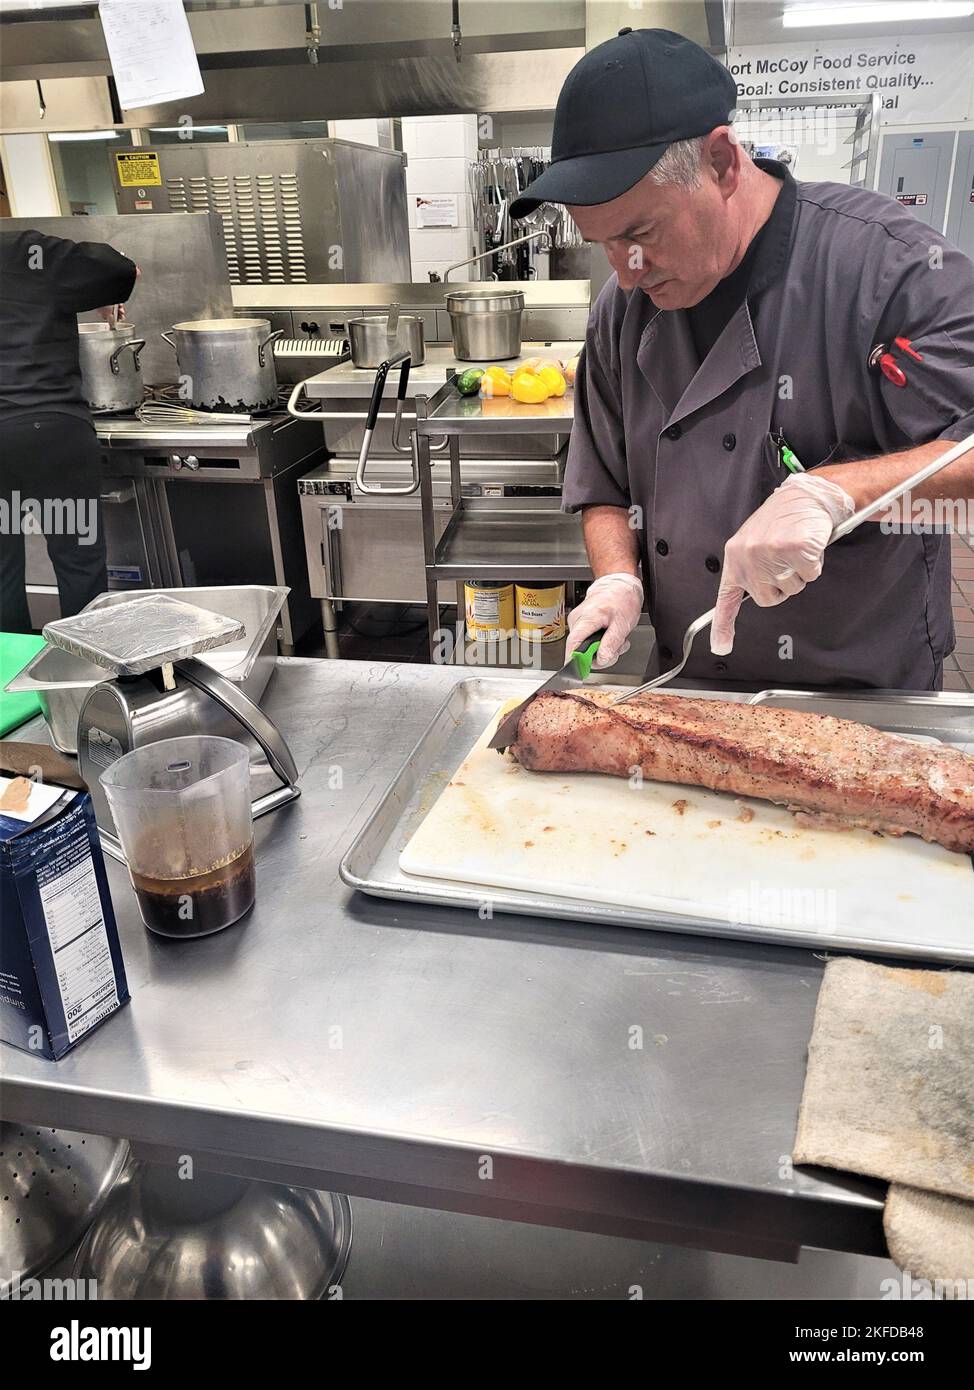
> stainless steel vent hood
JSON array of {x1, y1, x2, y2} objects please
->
[{"x1": 0, "y1": 1, "x2": 588, "y2": 128}]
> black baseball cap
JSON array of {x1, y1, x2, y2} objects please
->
[{"x1": 509, "y1": 29, "x2": 738, "y2": 219}]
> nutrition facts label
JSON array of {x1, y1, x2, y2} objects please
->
[{"x1": 37, "y1": 838, "x2": 119, "y2": 1045}]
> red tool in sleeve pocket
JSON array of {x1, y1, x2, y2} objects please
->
[{"x1": 869, "y1": 336, "x2": 924, "y2": 388}]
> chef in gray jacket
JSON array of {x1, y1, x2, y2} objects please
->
[{"x1": 511, "y1": 28, "x2": 974, "y2": 690}]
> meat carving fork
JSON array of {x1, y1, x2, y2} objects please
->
[{"x1": 612, "y1": 430, "x2": 974, "y2": 705}]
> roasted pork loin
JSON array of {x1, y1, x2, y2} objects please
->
[{"x1": 510, "y1": 690, "x2": 974, "y2": 856}]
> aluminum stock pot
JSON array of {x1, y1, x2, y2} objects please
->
[
  {"x1": 78, "y1": 322, "x2": 146, "y2": 414},
  {"x1": 161, "y1": 318, "x2": 283, "y2": 413}
]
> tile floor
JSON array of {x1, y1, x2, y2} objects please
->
[{"x1": 947, "y1": 532, "x2": 974, "y2": 692}]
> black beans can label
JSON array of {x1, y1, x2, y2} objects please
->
[{"x1": 515, "y1": 584, "x2": 566, "y2": 642}]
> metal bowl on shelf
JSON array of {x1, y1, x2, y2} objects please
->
[
  {"x1": 0, "y1": 1122, "x2": 129, "y2": 1294},
  {"x1": 73, "y1": 1162, "x2": 352, "y2": 1300}
]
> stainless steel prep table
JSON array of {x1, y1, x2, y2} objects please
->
[{"x1": 1, "y1": 658, "x2": 886, "y2": 1263}]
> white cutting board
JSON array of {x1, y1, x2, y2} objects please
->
[{"x1": 399, "y1": 698, "x2": 974, "y2": 948}]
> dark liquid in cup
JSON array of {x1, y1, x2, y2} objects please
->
[{"x1": 131, "y1": 840, "x2": 256, "y2": 938}]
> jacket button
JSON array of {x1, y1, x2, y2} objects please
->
[
  {"x1": 659, "y1": 646, "x2": 673, "y2": 661},
  {"x1": 705, "y1": 554, "x2": 721, "y2": 573},
  {"x1": 714, "y1": 661, "x2": 728, "y2": 673},
  {"x1": 722, "y1": 433, "x2": 736, "y2": 451},
  {"x1": 665, "y1": 424, "x2": 682, "y2": 441},
  {"x1": 656, "y1": 539, "x2": 669, "y2": 556}
]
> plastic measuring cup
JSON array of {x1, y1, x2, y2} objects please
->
[{"x1": 100, "y1": 736, "x2": 255, "y2": 938}]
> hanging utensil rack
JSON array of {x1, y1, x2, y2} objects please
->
[{"x1": 469, "y1": 148, "x2": 583, "y2": 281}]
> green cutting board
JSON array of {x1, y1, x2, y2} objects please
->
[{"x1": 0, "y1": 633, "x2": 46, "y2": 737}]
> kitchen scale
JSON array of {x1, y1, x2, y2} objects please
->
[{"x1": 42, "y1": 594, "x2": 300, "y2": 862}]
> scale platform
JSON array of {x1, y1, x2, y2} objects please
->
[{"x1": 42, "y1": 594, "x2": 245, "y2": 678}]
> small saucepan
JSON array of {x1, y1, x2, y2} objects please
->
[{"x1": 348, "y1": 309, "x2": 425, "y2": 369}]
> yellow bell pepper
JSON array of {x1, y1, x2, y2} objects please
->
[
  {"x1": 511, "y1": 370, "x2": 550, "y2": 404},
  {"x1": 480, "y1": 373, "x2": 511, "y2": 397},
  {"x1": 538, "y1": 365, "x2": 567, "y2": 397},
  {"x1": 484, "y1": 365, "x2": 512, "y2": 386}
]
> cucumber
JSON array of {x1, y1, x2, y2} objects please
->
[{"x1": 455, "y1": 368, "x2": 484, "y2": 396}]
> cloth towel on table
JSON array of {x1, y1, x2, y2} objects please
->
[
  {"x1": 884, "y1": 1185, "x2": 974, "y2": 1284},
  {"x1": 794, "y1": 957, "x2": 974, "y2": 1281}
]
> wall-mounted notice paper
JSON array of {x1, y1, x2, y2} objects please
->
[
  {"x1": 415, "y1": 195, "x2": 459, "y2": 229},
  {"x1": 98, "y1": 0, "x2": 204, "y2": 111}
]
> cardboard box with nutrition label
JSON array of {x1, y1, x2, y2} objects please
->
[{"x1": 0, "y1": 743, "x2": 129, "y2": 1060}]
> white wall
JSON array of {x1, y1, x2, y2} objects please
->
[
  {"x1": 0, "y1": 133, "x2": 60, "y2": 216},
  {"x1": 401, "y1": 115, "x2": 479, "y2": 283}
]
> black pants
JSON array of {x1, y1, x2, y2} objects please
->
[{"x1": 0, "y1": 413, "x2": 107, "y2": 633}]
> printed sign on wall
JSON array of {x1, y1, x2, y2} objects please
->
[
  {"x1": 727, "y1": 34, "x2": 974, "y2": 125},
  {"x1": 415, "y1": 195, "x2": 459, "y2": 228}
]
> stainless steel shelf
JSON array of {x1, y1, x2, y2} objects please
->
[
  {"x1": 417, "y1": 381, "x2": 575, "y2": 436},
  {"x1": 302, "y1": 342, "x2": 581, "y2": 402},
  {"x1": 415, "y1": 380, "x2": 584, "y2": 659},
  {"x1": 429, "y1": 497, "x2": 589, "y2": 581}
]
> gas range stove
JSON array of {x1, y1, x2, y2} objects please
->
[
  {"x1": 95, "y1": 413, "x2": 279, "y2": 463},
  {"x1": 95, "y1": 411, "x2": 320, "y2": 481},
  {"x1": 92, "y1": 386, "x2": 302, "y2": 471}
]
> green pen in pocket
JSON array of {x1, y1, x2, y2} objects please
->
[{"x1": 777, "y1": 431, "x2": 805, "y2": 474}]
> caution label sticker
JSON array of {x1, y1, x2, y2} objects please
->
[{"x1": 115, "y1": 152, "x2": 162, "y2": 188}]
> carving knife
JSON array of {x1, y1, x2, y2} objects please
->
[{"x1": 488, "y1": 630, "x2": 605, "y2": 751}]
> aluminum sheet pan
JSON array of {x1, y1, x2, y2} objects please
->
[{"x1": 340, "y1": 678, "x2": 974, "y2": 965}]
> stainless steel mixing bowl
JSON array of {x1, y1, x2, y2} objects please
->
[
  {"x1": 72, "y1": 1162, "x2": 352, "y2": 1300},
  {"x1": 0, "y1": 1122, "x2": 129, "y2": 1294}
]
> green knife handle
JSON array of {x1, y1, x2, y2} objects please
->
[{"x1": 570, "y1": 628, "x2": 607, "y2": 680}]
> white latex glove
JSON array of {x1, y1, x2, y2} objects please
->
[
  {"x1": 711, "y1": 473, "x2": 855, "y2": 657},
  {"x1": 565, "y1": 572, "x2": 644, "y2": 669}
]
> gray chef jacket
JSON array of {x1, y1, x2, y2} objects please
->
[{"x1": 564, "y1": 160, "x2": 974, "y2": 689}]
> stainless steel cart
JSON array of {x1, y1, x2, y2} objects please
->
[
  {"x1": 294, "y1": 345, "x2": 579, "y2": 660},
  {"x1": 413, "y1": 378, "x2": 590, "y2": 659}
]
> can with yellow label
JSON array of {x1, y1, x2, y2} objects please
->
[
  {"x1": 515, "y1": 583, "x2": 566, "y2": 643},
  {"x1": 464, "y1": 581, "x2": 515, "y2": 641}
]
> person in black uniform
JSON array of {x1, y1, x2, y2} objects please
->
[{"x1": 0, "y1": 229, "x2": 138, "y2": 633}]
